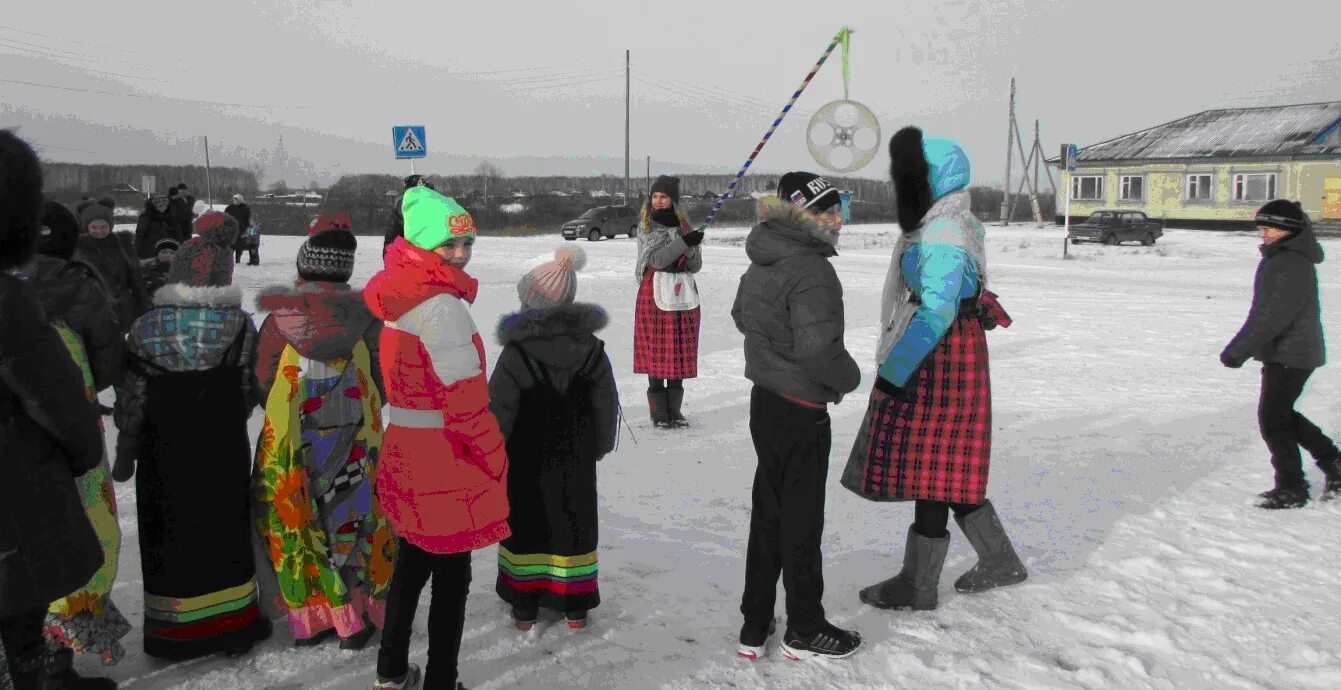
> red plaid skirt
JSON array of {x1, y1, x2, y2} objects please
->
[
  {"x1": 632, "y1": 268, "x2": 700, "y2": 380},
  {"x1": 841, "y1": 314, "x2": 991, "y2": 504}
]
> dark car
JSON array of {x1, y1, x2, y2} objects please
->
[
  {"x1": 562, "y1": 205, "x2": 639, "y2": 241},
  {"x1": 1069, "y1": 210, "x2": 1164, "y2": 246}
]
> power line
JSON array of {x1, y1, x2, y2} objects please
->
[
  {"x1": 0, "y1": 77, "x2": 312, "y2": 110},
  {"x1": 0, "y1": 33, "x2": 173, "y2": 76},
  {"x1": 0, "y1": 23, "x2": 188, "y2": 70},
  {"x1": 445, "y1": 61, "x2": 620, "y2": 79},
  {"x1": 0, "y1": 41, "x2": 171, "y2": 84},
  {"x1": 497, "y1": 71, "x2": 623, "y2": 94}
]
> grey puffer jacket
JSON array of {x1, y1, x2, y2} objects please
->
[
  {"x1": 731, "y1": 196, "x2": 860, "y2": 405},
  {"x1": 1222, "y1": 223, "x2": 1326, "y2": 369}
]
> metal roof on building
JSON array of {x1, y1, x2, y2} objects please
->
[{"x1": 1062, "y1": 102, "x2": 1341, "y2": 163}]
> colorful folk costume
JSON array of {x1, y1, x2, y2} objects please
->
[
  {"x1": 489, "y1": 247, "x2": 619, "y2": 628},
  {"x1": 841, "y1": 128, "x2": 1027, "y2": 612},
  {"x1": 112, "y1": 212, "x2": 273, "y2": 659},
  {"x1": 632, "y1": 175, "x2": 703, "y2": 427},
  {"x1": 252, "y1": 214, "x2": 395, "y2": 649}
]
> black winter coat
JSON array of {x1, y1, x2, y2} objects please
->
[
  {"x1": 168, "y1": 197, "x2": 194, "y2": 242},
  {"x1": 136, "y1": 201, "x2": 179, "y2": 258},
  {"x1": 225, "y1": 203, "x2": 253, "y2": 249},
  {"x1": 25, "y1": 255, "x2": 125, "y2": 391},
  {"x1": 488, "y1": 303, "x2": 619, "y2": 458},
  {"x1": 731, "y1": 197, "x2": 860, "y2": 404},
  {"x1": 1223, "y1": 224, "x2": 1326, "y2": 369},
  {"x1": 76, "y1": 231, "x2": 150, "y2": 333},
  {"x1": 0, "y1": 274, "x2": 104, "y2": 617}
]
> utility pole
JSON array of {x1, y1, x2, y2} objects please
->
[
  {"x1": 625, "y1": 49, "x2": 631, "y2": 208},
  {"x1": 1001, "y1": 78, "x2": 1015, "y2": 225},
  {"x1": 203, "y1": 135, "x2": 213, "y2": 210},
  {"x1": 646, "y1": 156, "x2": 651, "y2": 196}
]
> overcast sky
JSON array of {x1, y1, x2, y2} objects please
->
[{"x1": 1, "y1": 0, "x2": 1337, "y2": 186}]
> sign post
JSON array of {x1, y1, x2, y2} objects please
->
[
  {"x1": 392, "y1": 125, "x2": 427, "y2": 175},
  {"x1": 1061, "y1": 143, "x2": 1076, "y2": 258}
]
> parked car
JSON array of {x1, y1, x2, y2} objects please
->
[
  {"x1": 1069, "y1": 209, "x2": 1164, "y2": 246},
  {"x1": 561, "y1": 205, "x2": 639, "y2": 241}
]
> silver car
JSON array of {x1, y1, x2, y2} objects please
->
[{"x1": 562, "y1": 206, "x2": 639, "y2": 241}]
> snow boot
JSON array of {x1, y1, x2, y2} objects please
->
[
  {"x1": 1257, "y1": 485, "x2": 1309, "y2": 509},
  {"x1": 512, "y1": 603, "x2": 538, "y2": 631},
  {"x1": 648, "y1": 389, "x2": 672, "y2": 429},
  {"x1": 339, "y1": 621, "x2": 377, "y2": 651},
  {"x1": 737, "y1": 617, "x2": 777, "y2": 660},
  {"x1": 780, "y1": 622, "x2": 862, "y2": 660},
  {"x1": 1318, "y1": 454, "x2": 1341, "y2": 502},
  {"x1": 294, "y1": 627, "x2": 337, "y2": 647},
  {"x1": 953, "y1": 500, "x2": 1029, "y2": 594},
  {"x1": 666, "y1": 386, "x2": 688, "y2": 428},
  {"x1": 11, "y1": 646, "x2": 118, "y2": 689},
  {"x1": 858, "y1": 525, "x2": 948, "y2": 611},
  {"x1": 373, "y1": 664, "x2": 421, "y2": 690},
  {"x1": 565, "y1": 610, "x2": 588, "y2": 630}
]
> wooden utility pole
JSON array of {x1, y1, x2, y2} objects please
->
[
  {"x1": 625, "y1": 50, "x2": 631, "y2": 207},
  {"x1": 1001, "y1": 78, "x2": 1015, "y2": 225},
  {"x1": 203, "y1": 135, "x2": 213, "y2": 210}
]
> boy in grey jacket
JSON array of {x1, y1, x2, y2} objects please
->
[{"x1": 731, "y1": 171, "x2": 862, "y2": 661}]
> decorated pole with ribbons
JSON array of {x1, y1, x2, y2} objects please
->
[{"x1": 695, "y1": 26, "x2": 853, "y2": 233}]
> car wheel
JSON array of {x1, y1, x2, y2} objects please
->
[
  {"x1": 1069, "y1": 238, "x2": 1080, "y2": 245},
  {"x1": 628, "y1": 225, "x2": 637, "y2": 238},
  {"x1": 588, "y1": 229, "x2": 602, "y2": 242},
  {"x1": 1141, "y1": 233, "x2": 1155, "y2": 246},
  {"x1": 1102, "y1": 234, "x2": 1118, "y2": 246}
]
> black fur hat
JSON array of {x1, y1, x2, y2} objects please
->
[
  {"x1": 0, "y1": 130, "x2": 44, "y2": 270},
  {"x1": 888, "y1": 126, "x2": 933, "y2": 233},
  {"x1": 39, "y1": 200, "x2": 80, "y2": 261}
]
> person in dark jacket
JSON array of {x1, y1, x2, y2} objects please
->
[
  {"x1": 135, "y1": 194, "x2": 177, "y2": 258},
  {"x1": 138, "y1": 238, "x2": 179, "y2": 296},
  {"x1": 1221, "y1": 199, "x2": 1341, "y2": 508},
  {"x1": 79, "y1": 200, "x2": 149, "y2": 333},
  {"x1": 730, "y1": 172, "x2": 862, "y2": 662},
  {"x1": 167, "y1": 185, "x2": 194, "y2": 242},
  {"x1": 225, "y1": 194, "x2": 257, "y2": 265},
  {"x1": 488, "y1": 246, "x2": 618, "y2": 631},
  {"x1": 382, "y1": 175, "x2": 435, "y2": 257},
  {"x1": 0, "y1": 129, "x2": 116, "y2": 689}
]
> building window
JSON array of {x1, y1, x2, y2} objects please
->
[
  {"x1": 1232, "y1": 173, "x2": 1276, "y2": 202},
  {"x1": 1071, "y1": 175, "x2": 1104, "y2": 201},
  {"x1": 1119, "y1": 175, "x2": 1145, "y2": 201},
  {"x1": 1185, "y1": 174, "x2": 1213, "y2": 201}
]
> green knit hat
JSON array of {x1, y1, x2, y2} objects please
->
[{"x1": 402, "y1": 186, "x2": 476, "y2": 251}]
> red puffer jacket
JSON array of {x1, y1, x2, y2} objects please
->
[{"x1": 363, "y1": 238, "x2": 509, "y2": 554}]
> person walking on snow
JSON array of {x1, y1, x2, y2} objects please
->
[
  {"x1": 364, "y1": 187, "x2": 510, "y2": 690},
  {"x1": 633, "y1": 175, "x2": 703, "y2": 428},
  {"x1": 22, "y1": 201, "x2": 132, "y2": 666},
  {"x1": 133, "y1": 194, "x2": 178, "y2": 259},
  {"x1": 489, "y1": 246, "x2": 619, "y2": 632},
  {"x1": 225, "y1": 194, "x2": 257, "y2": 265},
  {"x1": 731, "y1": 172, "x2": 863, "y2": 661},
  {"x1": 841, "y1": 127, "x2": 1027, "y2": 612},
  {"x1": 112, "y1": 211, "x2": 274, "y2": 660},
  {"x1": 1221, "y1": 199, "x2": 1341, "y2": 508},
  {"x1": 79, "y1": 199, "x2": 149, "y2": 333},
  {"x1": 252, "y1": 212, "x2": 395, "y2": 650}
]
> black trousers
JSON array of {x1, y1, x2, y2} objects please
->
[
  {"x1": 1, "y1": 607, "x2": 45, "y2": 678},
  {"x1": 377, "y1": 539, "x2": 471, "y2": 688},
  {"x1": 740, "y1": 386, "x2": 830, "y2": 636},
  {"x1": 234, "y1": 247, "x2": 258, "y2": 265},
  {"x1": 1259, "y1": 363, "x2": 1339, "y2": 489},
  {"x1": 913, "y1": 501, "x2": 981, "y2": 538}
]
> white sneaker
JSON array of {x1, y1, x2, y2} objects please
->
[
  {"x1": 737, "y1": 618, "x2": 777, "y2": 660},
  {"x1": 373, "y1": 664, "x2": 421, "y2": 689}
]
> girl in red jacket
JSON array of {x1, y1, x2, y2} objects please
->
[{"x1": 364, "y1": 187, "x2": 509, "y2": 690}]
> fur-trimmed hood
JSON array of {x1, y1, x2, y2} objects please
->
[
  {"x1": 255, "y1": 281, "x2": 376, "y2": 361},
  {"x1": 495, "y1": 302, "x2": 608, "y2": 367},
  {"x1": 745, "y1": 195, "x2": 839, "y2": 266},
  {"x1": 152, "y1": 282, "x2": 243, "y2": 308}
]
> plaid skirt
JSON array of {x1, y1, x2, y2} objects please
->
[
  {"x1": 840, "y1": 314, "x2": 991, "y2": 504},
  {"x1": 632, "y1": 268, "x2": 699, "y2": 380}
]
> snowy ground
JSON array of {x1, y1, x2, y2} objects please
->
[{"x1": 86, "y1": 224, "x2": 1341, "y2": 689}]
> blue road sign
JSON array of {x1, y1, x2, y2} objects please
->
[
  {"x1": 1065, "y1": 144, "x2": 1078, "y2": 172},
  {"x1": 393, "y1": 126, "x2": 427, "y2": 159}
]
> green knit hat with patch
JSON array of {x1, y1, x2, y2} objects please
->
[{"x1": 402, "y1": 186, "x2": 476, "y2": 251}]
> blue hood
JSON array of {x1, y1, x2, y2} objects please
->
[{"x1": 923, "y1": 137, "x2": 971, "y2": 200}]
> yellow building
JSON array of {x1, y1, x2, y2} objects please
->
[{"x1": 1057, "y1": 102, "x2": 1341, "y2": 228}]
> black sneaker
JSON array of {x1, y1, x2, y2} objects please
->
[
  {"x1": 737, "y1": 618, "x2": 777, "y2": 660},
  {"x1": 780, "y1": 623, "x2": 862, "y2": 660},
  {"x1": 1256, "y1": 487, "x2": 1309, "y2": 510}
]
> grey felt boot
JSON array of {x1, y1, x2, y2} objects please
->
[
  {"x1": 858, "y1": 526, "x2": 949, "y2": 611},
  {"x1": 953, "y1": 500, "x2": 1028, "y2": 594},
  {"x1": 666, "y1": 386, "x2": 688, "y2": 428}
]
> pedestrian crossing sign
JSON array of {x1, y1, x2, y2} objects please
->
[{"x1": 392, "y1": 125, "x2": 427, "y2": 159}]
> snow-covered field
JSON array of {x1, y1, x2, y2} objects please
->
[{"x1": 87, "y1": 224, "x2": 1341, "y2": 689}]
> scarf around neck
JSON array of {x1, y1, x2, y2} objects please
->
[{"x1": 634, "y1": 202, "x2": 692, "y2": 279}]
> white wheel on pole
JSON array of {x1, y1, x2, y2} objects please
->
[{"x1": 806, "y1": 99, "x2": 881, "y2": 173}]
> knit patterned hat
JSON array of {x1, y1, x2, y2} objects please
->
[
  {"x1": 517, "y1": 246, "x2": 586, "y2": 309},
  {"x1": 168, "y1": 212, "x2": 237, "y2": 287},
  {"x1": 1255, "y1": 199, "x2": 1308, "y2": 233},
  {"x1": 298, "y1": 212, "x2": 357, "y2": 283},
  {"x1": 77, "y1": 199, "x2": 114, "y2": 232},
  {"x1": 402, "y1": 186, "x2": 476, "y2": 251},
  {"x1": 777, "y1": 171, "x2": 840, "y2": 212}
]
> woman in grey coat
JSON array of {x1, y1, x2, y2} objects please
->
[{"x1": 1221, "y1": 199, "x2": 1341, "y2": 508}]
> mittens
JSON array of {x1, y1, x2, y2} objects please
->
[{"x1": 681, "y1": 230, "x2": 704, "y2": 247}]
